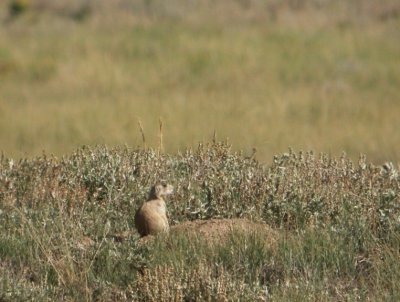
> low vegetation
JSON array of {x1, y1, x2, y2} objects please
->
[{"x1": 0, "y1": 143, "x2": 399, "y2": 300}]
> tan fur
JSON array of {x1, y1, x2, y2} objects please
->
[{"x1": 134, "y1": 183, "x2": 173, "y2": 237}]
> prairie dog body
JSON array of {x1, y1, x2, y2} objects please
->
[{"x1": 134, "y1": 183, "x2": 173, "y2": 237}]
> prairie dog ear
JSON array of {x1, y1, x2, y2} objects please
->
[{"x1": 149, "y1": 183, "x2": 174, "y2": 199}]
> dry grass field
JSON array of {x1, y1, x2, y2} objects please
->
[
  {"x1": 0, "y1": 0, "x2": 399, "y2": 163},
  {"x1": 0, "y1": 1, "x2": 399, "y2": 301}
]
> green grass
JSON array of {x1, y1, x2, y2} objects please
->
[
  {"x1": 0, "y1": 143, "x2": 399, "y2": 300},
  {"x1": 0, "y1": 0, "x2": 399, "y2": 162}
]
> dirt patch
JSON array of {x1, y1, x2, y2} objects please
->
[{"x1": 170, "y1": 218, "x2": 277, "y2": 245}]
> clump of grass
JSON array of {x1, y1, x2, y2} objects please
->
[
  {"x1": 0, "y1": 143, "x2": 399, "y2": 300},
  {"x1": 135, "y1": 262, "x2": 263, "y2": 301}
]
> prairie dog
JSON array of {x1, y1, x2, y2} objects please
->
[{"x1": 134, "y1": 183, "x2": 174, "y2": 237}]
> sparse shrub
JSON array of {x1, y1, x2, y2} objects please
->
[
  {"x1": 8, "y1": 0, "x2": 30, "y2": 17},
  {"x1": 70, "y1": 3, "x2": 91, "y2": 22}
]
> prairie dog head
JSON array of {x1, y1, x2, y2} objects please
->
[{"x1": 148, "y1": 183, "x2": 174, "y2": 200}]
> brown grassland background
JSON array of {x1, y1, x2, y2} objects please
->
[{"x1": 0, "y1": 0, "x2": 399, "y2": 163}]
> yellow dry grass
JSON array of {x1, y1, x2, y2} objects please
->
[{"x1": 0, "y1": 1, "x2": 399, "y2": 163}]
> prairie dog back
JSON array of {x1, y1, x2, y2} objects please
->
[{"x1": 134, "y1": 183, "x2": 173, "y2": 237}]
